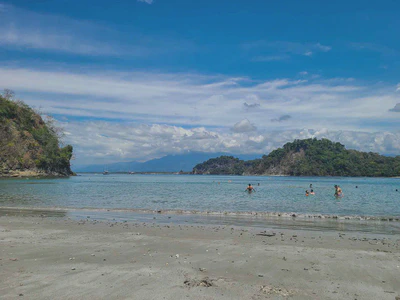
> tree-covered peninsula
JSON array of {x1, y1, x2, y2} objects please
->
[
  {"x1": 0, "y1": 91, "x2": 74, "y2": 177},
  {"x1": 192, "y1": 138, "x2": 400, "y2": 177}
]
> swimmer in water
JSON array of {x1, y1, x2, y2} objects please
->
[
  {"x1": 305, "y1": 190, "x2": 309, "y2": 196},
  {"x1": 310, "y1": 184, "x2": 313, "y2": 189},
  {"x1": 245, "y1": 184, "x2": 255, "y2": 193},
  {"x1": 310, "y1": 189, "x2": 315, "y2": 195},
  {"x1": 334, "y1": 185, "x2": 343, "y2": 197}
]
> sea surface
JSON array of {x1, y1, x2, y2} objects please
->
[{"x1": 1, "y1": 174, "x2": 399, "y2": 218}]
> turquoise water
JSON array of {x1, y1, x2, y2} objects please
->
[{"x1": 0, "y1": 174, "x2": 399, "y2": 218}]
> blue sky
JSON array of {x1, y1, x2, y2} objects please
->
[{"x1": 1, "y1": 0, "x2": 400, "y2": 165}]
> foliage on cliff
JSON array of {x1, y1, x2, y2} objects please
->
[
  {"x1": 193, "y1": 138, "x2": 400, "y2": 177},
  {"x1": 0, "y1": 91, "x2": 73, "y2": 176},
  {"x1": 192, "y1": 156, "x2": 246, "y2": 175}
]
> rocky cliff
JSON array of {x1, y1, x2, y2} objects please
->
[{"x1": 0, "y1": 92, "x2": 73, "y2": 177}]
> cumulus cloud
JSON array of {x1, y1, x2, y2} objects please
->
[
  {"x1": 2, "y1": 65, "x2": 400, "y2": 164},
  {"x1": 271, "y1": 115, "x2": 292, "y2": 122},
  {"x1": 389, "y1": 103, "x2": 400, "y2": 112},
  {"x1": 62, "y1": 121, "x2": 400, "y2": 165},
  {"x1": 397, "y1": 83, "x2": 400, "y2": 92},
  {"x1": 231, "y1": 119, "x2": 257, "y2": 133},
  {"x1": 138, "y1": 0, "x2": 154, "y2": 4}
]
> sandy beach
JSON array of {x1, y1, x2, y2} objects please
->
[{"x1": 1, "y1": 213, "x2": 400, "y2": 300}]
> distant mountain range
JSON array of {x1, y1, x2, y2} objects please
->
[{"x1": 72, "y1": 152, "x2": 260, "y2": 173}]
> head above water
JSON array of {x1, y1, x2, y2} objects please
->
[{"x1": 248, "y1": 184, "x2": 251, "y2": 186}]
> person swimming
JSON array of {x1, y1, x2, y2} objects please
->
[
  {"x1": 245, "y1": 184, "x2": 255, "y2": 193},
  {"x1": 305, "y1": 190, "x2": 309, "y2": 196},
  {"x1": 310, "y1": 189, "x2": 315, "y2": 195}
]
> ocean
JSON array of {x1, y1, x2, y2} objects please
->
[{"x1": 1, "y1": 174, "x2": 399, "y2": 218}]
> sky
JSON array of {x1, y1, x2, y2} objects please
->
[{"x1": 1, "y1": 0, "x2": 400, "y2": 166}]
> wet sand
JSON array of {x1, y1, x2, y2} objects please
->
[{"x1": 1, "y1": 215, "x2": 400, "y2": 300}]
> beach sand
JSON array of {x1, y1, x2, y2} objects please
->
[{"x1": 1, "y1": 214, "x2": 400, "y2": 300}]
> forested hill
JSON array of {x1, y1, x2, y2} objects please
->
[
  {"x1": 192, "y1": 138, "x2": 400, "y2": 177},
  {"x1": 0, "y1": 92, "x2": 74, "y2": 177}
]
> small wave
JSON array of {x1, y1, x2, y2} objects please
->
[{"x1": 1, "y1": 206, "x2": 399, "y2": 222}]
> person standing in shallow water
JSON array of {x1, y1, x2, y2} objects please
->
[
  {"x1": 245, "y1": 184, "x2": 255, "y2": 193},
  {"x1": 334, "y1": 185, "x2": 343, "y2": 197}
]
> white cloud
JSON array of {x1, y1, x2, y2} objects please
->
[
  {"x1": 63, "y1": 121, "x2": 400, "y2": 165},
  {"x1": 396, "y1": 83, "x2": 400, "y2": 92},
  {"x1": 0, "y1": 4, "x2": 188, "y2": 56},
  {"x1": 244, "y1": 41, "x2": 332, "y2": 60},
  {"x1": 1, "y1": 65, "x2": 400, "y2": 164},
  {"x1": 0, "y1": 26, "x2": 122, "y2": 56},
  {"x1": 231, "y1": 119, "x2": 257, "y2": 133},
  {"x1": 299, "y1": 71, "x2": 308, "y2": 75},
  {"x1": 315, "y1": 43, "x2": 332, "y2": 52},
  {"x1": 138, "y1": 0, "x2": 154, "y2": 3},
  {"x1": 1, "y1": 66, "x2": 399, "y2": 132}
]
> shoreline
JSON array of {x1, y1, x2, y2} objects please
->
[
  {"x1": 1, "y1": 215, "x2": 399, "y2": 299},
  {"x1": 1, "y1": 206, "x2": 399, "y2": 236},
  {"x1": 1, "y1": 205, "x2": 399, "y2": 222}
]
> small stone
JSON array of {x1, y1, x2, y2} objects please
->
[
  {"x1": 258, "y1": 274, "x2": 264, "y2": 277},
  {"x1": 19, "y1": 294, "x2": 23, "y2": 297},
  {"x1": 175, "y1": 254, "x2": 180, "y2": 258},
  {"x1": 71, "y1": 267, "x2": 76, "y2": 270}
]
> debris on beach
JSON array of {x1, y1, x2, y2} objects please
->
[
  {"x1": 184, "y1": 277, "x2": 214, "y2": 288},
  {"x1": 259, "y1": 285, "x2": 295, "y2": 297},
  {"x1": 256, "y1": 231, "x2": 276, "y2": 237}
]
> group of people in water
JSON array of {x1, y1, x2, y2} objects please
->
[
  {"x1": 245, "y1": 182, "x2": 399, "y2": 197},
  {"x1": 305, "y1": 184, "x2": 343, "y2": 197},
  {"x1": 246, "y1": 182, "x2": 345, "y2": 198},
  {"x1": 305, "y1": 183, "x2": 316, "y2": 196}
]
